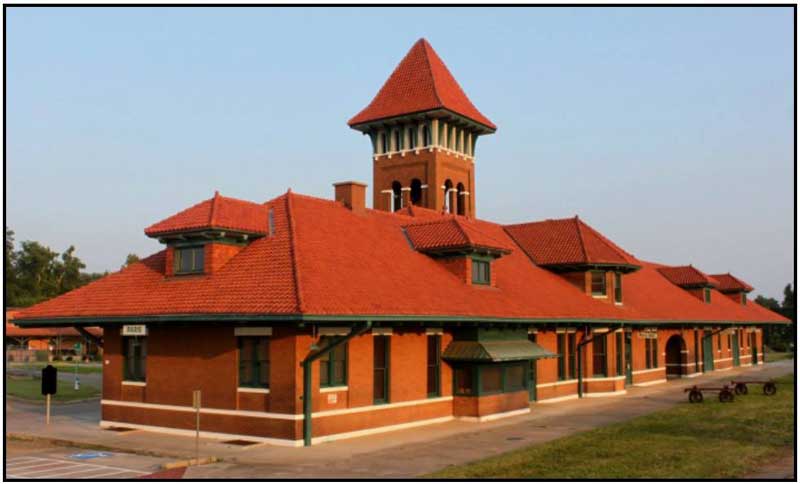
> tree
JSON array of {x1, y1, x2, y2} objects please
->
[
  {"x1": 5, "y1": 227, "x2": 20, "y2": 306},
  {"x1": 756, "y1": 284, "x2": 796, "y2": 352},
  {"x1": 121, "y1": 253, "x2": 140, "y2": 269}
]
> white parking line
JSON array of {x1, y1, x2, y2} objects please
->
[
  {"x1": 7, "y1": 457, "x2": 47, "y2": 464},
  {"x1": 6, "y1": 457, "x2": 144, "y2": 479}
]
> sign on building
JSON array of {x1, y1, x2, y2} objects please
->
[{"x1": 122, "y1": 325, "x2": 147, "y2": 336}]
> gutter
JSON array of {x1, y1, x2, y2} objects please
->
[{"x1": 299, "y1": 321, "x2": 372, "y2": 447}]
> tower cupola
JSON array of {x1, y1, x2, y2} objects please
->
[{"x1": 349, "y1": 39, "x2": 495, "y2": 217}]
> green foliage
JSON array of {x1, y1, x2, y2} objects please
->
[
  {"x1": 756, "y1": 284, "x2": 796, "y2": 352},
  {"x1": 121, "y1": 253, "x2": 140, "y2": 269},
  {"x1": 4, "y1": 226, "x2": 109, "y2": 308},
  {"x1": 430, "y1": 374, "x2": 795, "y2": 479}
]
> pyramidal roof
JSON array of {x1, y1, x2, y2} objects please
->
[
  {"x1": 403, "y1": 217, "x2": 513, "y2": 254},
  {"x1": 709, "y1": 273, "x2": 754, "y2": 293},
  {"x1": 144, "y1": 191, "x2": 270, "y2": 237},
  {"x1": 657, "y1": 265, "x2": 719, "y2": 288},
  {"x1": 348, "y1": 38, "x2": 496, "y2": 130},
  {"x1": 504, "y1": 216, "x2": 640, "y2": 268}
]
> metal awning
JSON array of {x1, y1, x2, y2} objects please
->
[{"x1": 442, "y1": 340, "x2": 557, "y2": 362}]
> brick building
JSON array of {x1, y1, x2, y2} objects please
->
[{"x1": 13, "y1": 39, "x2": 788, "y2": 447}]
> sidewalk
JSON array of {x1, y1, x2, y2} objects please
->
[{"x1": 7, "y1": 359, "x2": 793, "y2": 478}]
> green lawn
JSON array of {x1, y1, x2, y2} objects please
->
[
  {"x1": 764, "y1": 351, "x2": 794, "y2": 363},
  {"x1": 6, "y1": 375, "x2": 101, "y2": 402},
  {"x1": 430, "y1": 373, "x2": 795, "y2": 479},
  {"x1": 8, "y1": 362, "x2": 103, "y2": 374}
]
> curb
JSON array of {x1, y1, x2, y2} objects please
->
[
  {"x1": 7, "y1": 396, "x2": 101, "y2": 406},
  {"x1": 161, "y1": 456, "x2": 219, "y2": 470},
  {"x1": 7, "y1": 433, "x2": 187, "y2": 459}
]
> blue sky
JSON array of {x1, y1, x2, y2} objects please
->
[{"x1": 7, "y1": 7, "x2": 794, "y2": 300}]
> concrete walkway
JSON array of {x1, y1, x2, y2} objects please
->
[{"x1": 7, "y1": 359, "x2": 793, "y2": 478}]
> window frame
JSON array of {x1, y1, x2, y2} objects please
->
[
  {"x1": 373, "y1": 335, "x2": 390, "y2": 404},
  {"x1": 319, "y1": 338, "x2": 348, "y2": 388},
  {"x1": 426, "y1": 334, "x2": 441, "y2": 398},
  {"x1": 616, "y1": 332, "x2": 624, "y2": 376},
  {"x1": 645, "y1": 337, "x2": 658, "y2": 369},
  {"x1": 237, "y1": 336, "x2": 270, "y2": 389},
  {"x1": 703, "y1": 287, "x2": 712, "y2": 303},
  {"x1": 590, "y1": 271, "x2": 607, "y2": 296},
  {"x1": 557, "y1": 333, "x2": 566, "y2": 381},
  {"x1": 592, "y1": 334, "x2": 608, "y2": 377},
  {"x1": 471, "y1": 258, "x2": 491, "y2": 286},
  {"x1": 614, "y1": 272, "x2": 623, "y2": 303},
  {"x1": 453, "y1": 363, "x2": 528, "y2": 396},
  {"x1": 174, "y1": 245, "x2": 205, "y2": 275},
  {"x1": 122, "y1": 336, "x2": 147, "y2": 382},
  {"x1": 567, "y1": 333, "x2": 577, "y2": 379}
]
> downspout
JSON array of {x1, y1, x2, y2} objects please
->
[{"x1": 300, "y1": 321, "x2": 372, "y2": 447}]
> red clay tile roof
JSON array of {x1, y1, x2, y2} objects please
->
[
  {"x1": 403, "y1": 217, "x2": 513, "y2": 254},
  {"x1": 657, "y1": 265, "x2": 719, "y2": 288},
  {"x1": 710, "y1": 273, "x2": 754, "y2": 293},
  {"x1": 12, "y1": 191, "x2": 788, "y2": 325},
  {"x1": 348, "y1": 39, "x2": 496, "y2": 130},
  {"x1": 504, "y1": 216, "x2": 639, "y2": 267},
  {"x1": 6, "y1": 309, "x2": 101, "y2": 337},
  {"x1": 145, "y1": 191, "x2": 270, "y2": 237}
]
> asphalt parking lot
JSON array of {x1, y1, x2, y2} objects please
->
[{"x1": 5, "y1": 440, "x2": 171, "y2": 479}]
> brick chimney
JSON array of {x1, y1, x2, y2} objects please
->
[{"x1": 333, "y1": 181, "x2": 367, "y2": 213}]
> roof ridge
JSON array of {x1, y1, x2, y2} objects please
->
[
  {"x1": 209, "y1": 191, "x2": 220, "y2": 227},
  {"x1": 575, "y1": 216, "x2": 638, "y2": 264},
  {"x1": 573, "y1": 216, "x2": 589, "y2": 263},
  {"x1": 502, "y1": 226, "x2": 540, "y2": 265},
  {"x1": 285, "y1": 192, "x2": 305, "y2": 313},
  {"x1": 420, "y1": 39, "x2": 445, "y2": 110},
  {"x1": 452, "y1": 217, "x2": 472, "y2": 245},
  {"x1": 457, "y1": 218, "x2": 511, "y2": 249}
]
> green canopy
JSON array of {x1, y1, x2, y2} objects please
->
[{"x1": 442, "y1": 339, "x2": 557, "y2": 362}]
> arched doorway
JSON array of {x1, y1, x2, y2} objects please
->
[
  {"x1": 391, "y1": 181, "x2": 402, "y2": 212},
  {"x1": 665, "y1": 335, "x2": 686, "y2": 379},
  {"x1": 456, "y1": 183, "x2": 465, "y2": 215}
]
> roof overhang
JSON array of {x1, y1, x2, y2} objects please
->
[
  {"x1": 149, "y1": 228, "x2": 264, "y2": 244},
  {"x1": 442, "y1": 340, "x2": 557, "y2": 362},
  {"x1": 541, "y1": 262, "x2": 642, "y2": 274},
  {"x1": 349, "y1": 108, "x2": 496, "y2": 135}
]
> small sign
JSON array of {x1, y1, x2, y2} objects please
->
[
  {"x1": 327, "y1": 393, "x2": 337, "y2": 404},
  {"x1": 41, "y1": 365, "x2": 57, "y2": 396},
  {"x1": 69, "y1": 452, "x2": 112, "y2": 460},
  {"x1": 638, "y1": 329, "x2": 658, "y2": 339},
  {"x1": 122, "y1": 325, "x2": 147, "y2": 336}
]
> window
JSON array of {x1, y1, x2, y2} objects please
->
[
  {"x1": 727, "y1": 334, "x2": 732, "y2": 351},
  {"x1": 456, "y1": 183, "x2": 465, "y2": 216},
  {"x1": 380, "y1": 132, "x2": 388, "y2": 153},
  {"x1": 591, "y1": 271, "x2": 606, "y2": 296},
  {"x1": 410, "y1": 179, "x2": 423, "y2": 206},
  {"x1": 443, "y1": 179, "x2": 453, "y2": 213},
  {"x1": 592, "y1": 334, "x2": 607, "y2": 376},
  {"x1": 557, "y1": 333, "x2": 566, "y2": 381},
  {"x1": 645, "y1": 338, "x2": 658, "y2": 369},
  {"x1": 123, "y1": 337, "x2": 147, "y2": 382},
  {"x1": 174, "y1": 246, "x2": 204, "y2": 274},
  {"x1": 391, "y1": 181, "x2": 402, "y2": 212},
  {"x1": 373, "y1": 335, "x2": 389, "y2": 404},
  {"x1": 614, "y1": 272, "x2": 623, "y2": 303},
  {"x1": 704, "y1": 287, "x2": 711, "y2": 303},
  {"x1": 505, "y1": 364, "x2": 525, "y2": 392},
  {"x1": 238, "y1": 337, "x2": 269, "y2": 388},
  {"x1": 427, "y1": 334, "x2": 441, "y2": 397},
  {"x1": 481, "y1": 366, "x2": 503, "y2": 393},
  {"x1": 407, "y1": 127, "x2": 416, "y2": 150},
  {"x1": 391, "y1": 130, "x2": 401, "y2": 151},
  {"x1": 616, "y1": 332, "x2": 624, "y2": 376},
  {"x1": 717, "y1": 333, "x2": 721, "y2": 351},
  {"x1": 319, "y1": 337, "x2": 347, "y2": 387},
  {"x1": 472, "y1": 259, "x2": 490, "y2": 285},
  {"x1": 741, "y1": 293, "x2": 747, "y2": 305},
  {"x1": 454, "y1": 366, "x2": 474, "y2": 395},
  {"x1": 422, "y1": 125, "x2": 431, "y2": 146},
  {"x1": 567, "y1": 333, "x2": 577, "y2": 379}
]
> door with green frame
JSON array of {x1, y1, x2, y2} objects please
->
[
  {"x1": 732, "y1": 332, "x2": 740, "y2": 367},
  {"x1": 750, "y1": 332, "x2": 758, "y2": 364},
  {"x1": 702, "y1": 331, "x2": 714, "y2": 372}
]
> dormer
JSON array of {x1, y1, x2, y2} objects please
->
[
  {"x1": 504, "y1": 216, "x2": 641, "y2": 304},
  {"x1": 402, "y1": 217, "x2": 511, "y2": 287},
  {"x1": 657, "y1": 265, "x2": 718, "y2": 303},
  {"x1": 709, "y1": 273, "x2": 754, "y2": 305},
  {"x1": 144, "y1": 191, "x2": 271, "y2": 276}
]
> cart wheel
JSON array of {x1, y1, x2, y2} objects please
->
[
  {"x1": 734, "y1": 383, "x2": 748, "y2": 395},
  {"x1": 689, "y1": 390, "x2": 704, "y2": 403},
  {"x1": 719, "y1": 390, "x2": 734, "y2": 403},
  {"x1": 763, "y1": 382, "x2": 777, "y2": 396}
]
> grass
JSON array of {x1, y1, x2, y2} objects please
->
[
  {"x1": 8, "y1": 361, "x2": 103, "y2": 374},
  {"x1": 764, "y1": 351, "x2": 794, "y2": 363},
  {"x1": 429, "y1": 373, "x2": 795, "y2": 479},
  {"x1": 5, "y1": 375, "x2": 101, "y2": 402}
]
